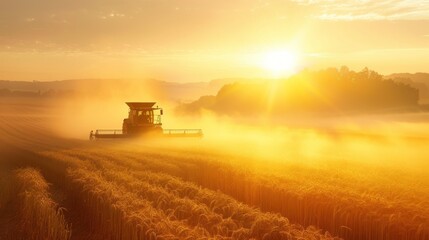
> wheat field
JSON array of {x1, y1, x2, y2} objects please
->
[{"x1": 0, "y1": 101, "x2": 428, "y2": 240}]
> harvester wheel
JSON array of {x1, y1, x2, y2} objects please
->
[{"x1": 89, "y1": 131, "x2": 95, "y2": 141}]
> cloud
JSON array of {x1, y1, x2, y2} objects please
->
[
  {"x1": 318, "y1": 13, "x2": 386, "y2": 21},
  {"x1": 293, "y1": 0, "x2": 429, "y2": 20}
]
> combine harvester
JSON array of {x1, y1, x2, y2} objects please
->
[{"x1": 89, "y1": 102, "x2": 203, "y2": 140}]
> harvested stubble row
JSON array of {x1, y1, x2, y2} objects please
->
[
  {"x1": 13, "y1": 168, "x2": 71, "y2": 240},
  {"x1": 45, "y1": 150, "x2": 340, "y2": 240}
]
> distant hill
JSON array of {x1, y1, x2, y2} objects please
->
[
  {"x1": 0, "y1": 78, "x2": 237, "y2": 102},
  {"x1": 387, "y1": 73, "x2": 429, "y2": 83},
  {"x1": 387, "y1": 73, "x2": 429, "y2": 103}
]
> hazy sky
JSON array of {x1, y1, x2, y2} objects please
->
[{"x1": 0, "y1": 0, "x2": 428, "y2": 81}]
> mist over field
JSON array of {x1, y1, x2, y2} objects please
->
[
  {"x1": 2, "y1": 68, "x2": 429, "y2": 240},
  {"x1": 3, "y1": 69, "x2": 429, "y2": 171},
  {"x1": 3, "y1": 71, "x2": 429, "y2": 174}
]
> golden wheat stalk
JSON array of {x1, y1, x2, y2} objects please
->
[{"x1": 14, "y1": 168, "x2": 71, "y2": 240}]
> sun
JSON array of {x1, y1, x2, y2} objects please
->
[{"x1": 259, "y1": 49, "x2": 299, "y2": 77}]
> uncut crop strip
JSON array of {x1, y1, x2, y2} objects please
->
[
  {"x1": 121, "y1": 147, "x2": 429, "y2": 240},
  {"x1": 101, "y1": 166, "x2": 336, "y2": 239},
  {"x1": 39, "y1": 151, "x2": 209, "y2": 239},
  {"x1": 122, "y1": 146, "x2": 429, "y2": 206},
  {"x1": 48, "y1": 150, "x2": 340, "y2": 240},
  {"x1": 66, "y1": 167, "x2": 216, "y2": 239},
  {"x1": 185, "y1": 157, "x2": 429, "y2": 240},
  {"x1": 44, "y1": 148, "x2": 425, "y2": 239},
  {"x1": 50, "y1": 150, "x2": 340, "y2": 239},
  {"x1": 13, "y1": 168, "x2": 71, "y2": 240},
  {"x1": 69, "y1": 147, "x2": 429, "y2": 222},
  {"x1": 194, "y1": 164, "x2": 429, "y2": 238},
  {"x1": 65, "y1": 147, "x2": 429, "y2": 240}
]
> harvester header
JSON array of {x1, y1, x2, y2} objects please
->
[{"x1": 89, "y1": 102, "x2": 203, "y2": 140}]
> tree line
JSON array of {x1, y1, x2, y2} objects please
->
[{"x1": 178, "y1": 67, "x2": 420, "y2": 116}]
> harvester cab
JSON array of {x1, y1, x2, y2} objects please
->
[
  {"x1": 122, "y1": 102, "x2": 163, "y2": 135},
  {"x1": 89, "y1": 102, "x2": 203, "y2": 140}
]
